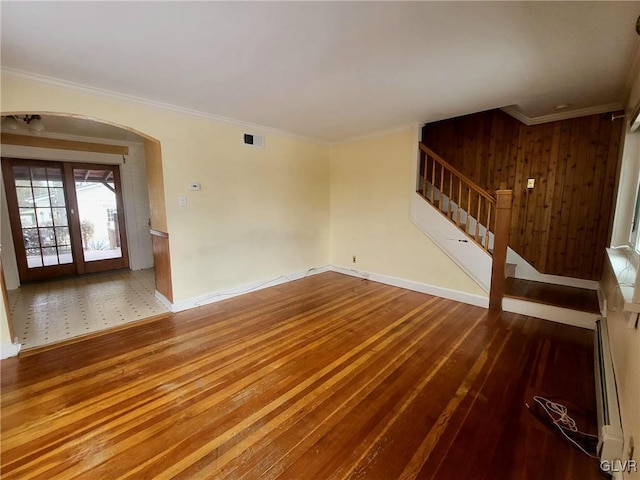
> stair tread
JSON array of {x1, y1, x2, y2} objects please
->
[{"x1": 503, "y1": 277, "x2": 600, "y2": 314}]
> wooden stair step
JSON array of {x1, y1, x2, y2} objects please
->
[{"x1": 503, "y1": 277, "x2": 600, "y2": 314}]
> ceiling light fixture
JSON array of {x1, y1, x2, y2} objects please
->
[{"x1": 1, "y1": 115, "x2": 45, "y2": 134}]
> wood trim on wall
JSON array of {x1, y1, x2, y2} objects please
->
[
  {"x1": 422, "y1": 109, "x2": 623, "y2": 280},
  {"x1": 0, "y1": 253, "x2": 15, "y2": 341},
  {"x1": 151, "y1": 230, "x2": 173, "y2": 303},
  {"x1": 144, "y1": 139, "x2": 168, "y2": 233},
  {"x1": 1, "y1": 133, "x2": 129, "y2": 156}
]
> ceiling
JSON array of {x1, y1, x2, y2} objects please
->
[{"x1": 1, "y1": 2, "x2": 639, "y2": 143}]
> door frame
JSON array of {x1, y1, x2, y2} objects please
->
[
  {"x1": 1, "y1": 158, "x2": 77, "y2": 282},
  {"x1": 64, "y1": 162, "x2": 130, "y2": 275},
  {"x1": 1, "y1": 158, "x2": 130, "y2": 282}
]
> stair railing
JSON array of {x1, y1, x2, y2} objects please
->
[{"x1": 418, "y1": 142, "x2": 513, "y2": 311}]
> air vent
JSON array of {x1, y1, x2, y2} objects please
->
[{"x1": 243, "y1": 133, "x2": 264, "y2": 148}]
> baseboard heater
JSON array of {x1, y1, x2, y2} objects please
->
[{"x1": 594, "y1": 317, "x2": 624, "y2": 463}]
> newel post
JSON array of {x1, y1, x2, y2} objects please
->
[{"x1": 489, "y1": 189, "x2": 513, "y2": 311}]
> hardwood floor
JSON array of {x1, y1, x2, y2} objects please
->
[
  {"x1": 504, "y1": 277, "x2": 601, "y2": 314},
  {"x1": 1, "y1": 272, "x2": 605, "y2": 479}
]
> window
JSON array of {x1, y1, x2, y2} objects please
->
[
  {"x1": 106, "y1": 208, "x2": 117, "y2": 222},
  {"x1": 632, "y1": 181, "x2": 640, "y2": 253}
]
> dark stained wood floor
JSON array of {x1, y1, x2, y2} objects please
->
[
  {"x1": 1, "y1": 272, "x2": 606, "y2": 479},
  {"x1": 505, "y1": 277, "x2": 601, "y2": 314}
]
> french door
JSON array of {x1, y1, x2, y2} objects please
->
[{"x1": 2, "y1": 158, "x2": 129, "y2": 282}]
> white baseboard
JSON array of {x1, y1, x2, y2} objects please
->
[
  {"x1": 1, "y1": 340, "x2": 21, "y2": 359},
  {"x1": 154, "y1": 291, "x2": 173, "y2": 311},
  {"x1": 167, "y1": 265, "x2": 332, "y2": 312},
  {"x1": 507, "y1": 248, "x2": 599, "y2": 290},
  {"x1": 503, "y1": 297, "x2": 598, "y2": 330},
  {"x1": 330, "y1": 265, "x2": 489, "y2": 308},
  {"x1": 159, "y1": 264, "x2": 596, "y2": 331}
]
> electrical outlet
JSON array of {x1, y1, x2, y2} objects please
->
[
  {"x1": 178, "y1": 195, "x2": 187, "y2": 207},
  {"x1": 352, "y1": 255, "x2": 357, "y2": 263},
  {"x1": 527, "y1": 178, "x2": 535, "y2": 189}
]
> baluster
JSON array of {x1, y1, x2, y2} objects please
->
[
  {"x1": 486, "y1": 204, "x2": 492, "y2": 249},
  {"x1": 466, "y1": 187, "x2": 471, "y2": 234},
  {"x1": 430, "y1": 156, "x2": 436, "y2": 203},
  {"x1": 475, "y1": 194, "x2": 481, "y2": 243},
  {"x1": 448, "y1": 171, "x2": 453, "y2": 218},
  {"x1": 457, "y1": 179, "x2": 462, "y2": 227},
  {"x1": 422, "y1": 155, "x2": 428, "y2": 198},
  {"x1": 439, "y1": 164, "x2": 445, "y2": 212}
]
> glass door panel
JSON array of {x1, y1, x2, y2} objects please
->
[
  {"x1": 74, "y1": 168, "x2": 121, "y2": 261},
  {"x1": 15, "y1": 164, "x2": 73, "y2": 268},
  {"x1": 69, "y1": 164, "x2": 128, "y2": 274},
  {"x1": 2, "y1": 160, "x2": 76, "y2": 282}
]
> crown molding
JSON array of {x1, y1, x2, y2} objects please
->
[
  {"x1": 501, "y1": 103, "x2": 624, "y2": 126},
  {"x1": 330, "y1": 124, "x2": 417, "y2": 146},
  {"x1": 0, "y1": 68, "x2": 329, "y2": 145}
]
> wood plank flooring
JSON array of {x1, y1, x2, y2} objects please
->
[
  {"x1": 1, "y1": 272, "x2": 605, "y2": 479},
  {"x1": 504, "y1": 277, "x2": 601, "y2": 314}
]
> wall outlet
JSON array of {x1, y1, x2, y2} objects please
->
[
  {"x1": 352, "y1": 255, "x2": 357, "y2": 263},
  {"x1": 527, "y1": 178, "x2": 535, "y2": 189},
  {"x1": 178, "y1": 195, "x2": 187, "y2": 207}
]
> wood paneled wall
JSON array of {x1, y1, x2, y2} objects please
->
[
  {"x1": 422, "y1": 109, "x2": 623, "y2": 280},
  {"x1": 151, "y1": 230, "x2": 173, "y2": 302}
]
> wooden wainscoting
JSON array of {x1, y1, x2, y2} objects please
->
[
  {"x1": 1, "y1": 272, "x2": 602, "y2": 479},
  {"x1": 150, "y1": 229, "x2": 173, "y2": 303},
  {"x1": 423, "y1": 109, "x2": 623, "y2": 280}
]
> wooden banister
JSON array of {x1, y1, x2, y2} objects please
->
[
  {"x1": 420, "y1": 143, "x2": 495, "y2": 203},
  {"x1": 417, "y1": 142, "x2": 513, "y2": 311},
  {"x1": 489, "y1": 189, "x2": 513, "y2": 311}
]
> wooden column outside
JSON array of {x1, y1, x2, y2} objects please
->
[{"x1": 489, "y1": 189, "x2": 513, "y2": 311}]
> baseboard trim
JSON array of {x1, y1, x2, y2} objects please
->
[
  {"x1": 330, "y1": 265, "x2": 489, "y2": 308},
  {"x1": 159, "y1": 264, "x2": 595, "y2": 330},
  {"x1": 503, "y1": 297, "x2": 598, "y2": 330},
  {"x1": 167, "y1": 265, "x2": 332, "y2": 312},
  {"x1": 1, "y1": 340, "x2": 22, "y2": 359}
]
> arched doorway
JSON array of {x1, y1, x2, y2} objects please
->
[{"x1": 1, "y1": 112, "x2": 172, "y2": 350}]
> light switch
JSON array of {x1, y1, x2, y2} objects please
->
[
  {"x1": 527, "y1": 178, "x2": 535, "y2": 189},
  {"x1": 179, "y1": 195, "x2": 187, "y2": 207}
]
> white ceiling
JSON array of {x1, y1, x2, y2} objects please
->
[{"x1": 1, "y1": 1, "x2": 639, "y2": 143}]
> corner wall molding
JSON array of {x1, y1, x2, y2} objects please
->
[{"x1": 501, "y1": 103, "x2": 623, "y2": 126}]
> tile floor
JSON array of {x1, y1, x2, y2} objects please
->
[{"x1": 8, "y1": 269, "x2": 170, "y2": 350}]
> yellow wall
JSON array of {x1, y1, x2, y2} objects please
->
[
  {"x1": 329, "y1": 127, "x2": 485, "y2": 296},
  {"x1": 0, "y1": 74, "x2": 331, "y2": 303}
]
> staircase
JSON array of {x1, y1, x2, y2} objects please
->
[
  {"x1": 417, "y1": 143, "x2": 513, "y2": 310},
  {"x1": 414, "y1": 142, "x2": 600, "y2": 328}
]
